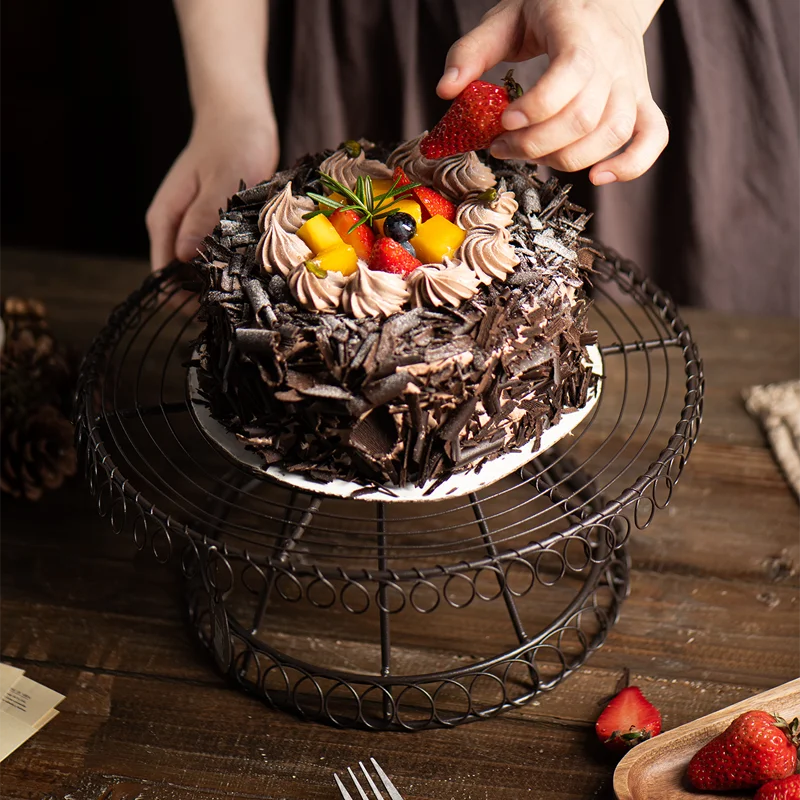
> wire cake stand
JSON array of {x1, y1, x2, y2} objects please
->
[{"x1": 75, "y1": 246, "x2": 703, "y2": 731}]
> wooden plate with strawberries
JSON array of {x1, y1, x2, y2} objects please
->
[{"x1": 614, "y1": 678, "x2": 800, "y2": 799}]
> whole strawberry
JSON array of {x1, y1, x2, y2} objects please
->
[
  {"x1": 687, "y1": 711, "x2": 799, "y2": 791},
  {"x1": 756, "y1": 774, "x2": 800, "y2": 800},
  {"x1": 420, "y1": 70, "x2": 523, "y2": 159},
  {"x1": 595, "y1": 686, "x2": 662, "y2": 754}
]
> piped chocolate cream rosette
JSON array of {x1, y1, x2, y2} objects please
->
[{"x1": 193, "y1": 129, "x2": 599, "y2": 492}]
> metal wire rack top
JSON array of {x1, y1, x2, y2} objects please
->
[{"x1": 75, "y1": 246, "x2": 703, "y2": 730}]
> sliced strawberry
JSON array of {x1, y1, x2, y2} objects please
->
[
  {"x1": 368, "y1": 237, "x2": 421, "y2": 276},
  {"x1": 329, "y1": 209, "x2": 375, "y2": 262},
  {"x1": 413, "y1": 186, "x2": 456, "y2": 222},
  {"x1": 392, "y1": 165, "x2": 455, "y2": 222},
  {"x1": 392, "y1": 166, "x2": 413, "y2": 191},
  {"x1": 595, "y1": 686, "x2": 662, "y2": 754}
]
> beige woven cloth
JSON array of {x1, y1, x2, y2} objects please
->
[{"x1": 744, "y1": 381, "x2": 800, "y2": 501}]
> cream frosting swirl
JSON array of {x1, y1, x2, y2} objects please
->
[
  {"x1": 288, "y1": 265, "x2": 346, "y2": 313},
  {"x1": 257, "y1": 182, "x2": 315, "y2": 277},
  {"x1": 455, "y1": 190, "x2": 518, "y2": 230},
  {"x1": 407, "y1": 258, "x2": 481, "y2": 309},
  {"x1": 432, "y1": 152, "x2": 496, "y2": 201},
  {"x1": 258, "y1": 182, "x2": 314, "y2": 233},
  {"x1": 386, "y1": 133, "x2": 437, "y2": 184},
  {"x1": 458, "y1": 224, "x2": 520, "y2": 285},
  {"x1": 319, "y1": 145, "x2": 392, "y2": 190},
  {"x1": 259, "y1": 226, "x2": 312, "y2": 278},
  {"x1": 342, "y1": 262, "x2": 410, "y2": 319}
]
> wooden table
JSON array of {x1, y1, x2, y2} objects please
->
[{"x1": 2, "y1": 249, "x2": 798, "y2": 800}]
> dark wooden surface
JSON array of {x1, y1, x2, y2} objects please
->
[{"x1": 2, "y1": 248, "x2": 798, "y2": 800}]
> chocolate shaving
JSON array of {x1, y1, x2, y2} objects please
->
[
  {"x1": 438, "y1": 397, "x2": 479, "y2": 442},
  {"x1": 362, "y1": 372, "x2": 416, "y2": 406},
  {"x1": 243, "y1": 277, "x2": 278, "y2": 327}
]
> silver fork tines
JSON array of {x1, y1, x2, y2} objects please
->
[{"x1": 334, "y1": 758, "x2": 404, "y2": 800}]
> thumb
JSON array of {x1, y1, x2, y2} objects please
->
[
  {"x1": 437, "y1": 2, "x2": 524, "y2": 99},
  {"x1": 174, "y1": 189, "x2": 228, "y2": 262}
]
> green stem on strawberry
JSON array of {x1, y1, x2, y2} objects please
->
[
  {"x1": 304, "y1": 172, "x2": 421, "y2": 234},
  {"x1": 773, "y1": 715, "x2": 800, "y2": 747}
]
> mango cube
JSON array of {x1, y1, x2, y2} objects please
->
[
  {"x1": 297, "y1": 214, "x2": 343, "y2": 254},
  {"x1": 411, "y1": 215, "x2": 466, "y2": 263},
  {"x1": 374, "y1": 199, "x2": 423, "y2": 235},
  {"x1": 307, "y1": 244, "x2": 358, "y2": 277},
  {"x1": 371, "y1": 178, "x2": 395, "y2": 196}
]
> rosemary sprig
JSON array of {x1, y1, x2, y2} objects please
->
[{"x1": 304, "y1": 171, "x2": 421, "y2": 234}]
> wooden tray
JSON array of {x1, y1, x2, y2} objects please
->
[{"x1": 614, "y1": 678, "x2": 800, "y2": 799}]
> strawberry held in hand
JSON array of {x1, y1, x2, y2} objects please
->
[
  {"x1": 756, "y1": 774, "x2": 800, "y2": 800},
  {"x1": 420, "y1": 70, "x2": 523, "y2": 159},
  {"x1": 687, "y1": 711, "x2": 800, "y2": 791},
  {"x1": 595, "y1": 686, "x2": 662, "y2": 754}
]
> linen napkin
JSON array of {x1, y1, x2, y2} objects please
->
[{"x1": 744, "y1": 380, "x2": 800, "y2": 501}]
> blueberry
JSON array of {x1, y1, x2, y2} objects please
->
[
  {"x1": 400, "y1": 241, "x2": 417, "y2": 257},
  {"x1": 383, "y1": 212, "x2": 417, "y2": 243}
]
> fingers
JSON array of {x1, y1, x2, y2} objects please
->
[
  {"x1": 589, "y1": 98, "x2": 668, "y2": 184},
  {"x1": 437, "y1": 1, "x2": 525, "y2": 99},
  {"x1": 502, "y1": 45, "x2": 597, "y2": 130},
  {"x1": 490, "y1": 80, "x2": 667, "y2": 185},
  {"x1": 174, "y1": 184, "x2": 232, "y2": 262},
  {"x1": 146, "y1": 160, "x2": 198, "y2": 272},
  {"x1": 493, "y1": 73, "x2": 612, "y2": 160},
  {"x1": 534, "y1": 81, "x2": 637, "y2": 173}
]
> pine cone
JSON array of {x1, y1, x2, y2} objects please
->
[
  {"x1": 1, "y1": 297, "x2": 74, "y2": 405},
  {"x1": 1, "y1": 297, "x2": 79, "y2": 501},
  {"x1": 0, "y1": 404, "x2": 77, "y2": 501}
]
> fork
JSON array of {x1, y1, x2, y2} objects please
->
[{"x1": 334, "y1": 757, "x2": 404, "y2": 800}]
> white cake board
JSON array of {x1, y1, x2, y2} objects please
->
[{"x1": 188, "y1": 344, "x2": 603, "y2": 503}]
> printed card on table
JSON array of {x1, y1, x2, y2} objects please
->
[{"x1": 0, "y1": 662, "x2": 65, "y2": 762}]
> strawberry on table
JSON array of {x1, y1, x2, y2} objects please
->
[
  {"x1": 595, "y1": 686, "x2": 662, "y2": 754},
  {"x1": 369, "y1": 237, "x2": 421, "y2": 277},
  {"x1": 756, "y1": 773, "x2": 800, "y2": 800},
  {"x1": 687, "y1": 711, "x2": 800, "y2": 791},
  {"x1": 329, "y1": 209, "x2": 375, "y2": 261},
  {"x1": 420, "y1": 70, "x2": 523, "y2": 159}
]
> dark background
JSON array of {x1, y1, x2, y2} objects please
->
[{"x1": 2, "y1": 4, "x2": 196, "y2": 258}]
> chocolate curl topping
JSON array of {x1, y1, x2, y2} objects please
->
[{"x1": 242, "y1": 277, "x2": 277, "y2": 328}]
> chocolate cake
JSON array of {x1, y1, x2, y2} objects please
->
[{"x1": 192, "y1": 137, "x2": 598, "y2": 490}]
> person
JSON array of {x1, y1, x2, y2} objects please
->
[{"x1": 147, "y1": 0, "x2": 799, "y2": 316}]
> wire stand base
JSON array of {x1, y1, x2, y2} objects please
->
[
  {"x1": 75, "y1": 246, "x2": 703, "y2": 731},
  {"x1": 185, "y1": 451, "x2": 629, "y2": 730}
]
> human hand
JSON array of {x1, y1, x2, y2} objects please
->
[
  {"x1": 146, "y1": 111, "x2": 279, "y2": 271},
  {"x1": 437, "y1": 0, "x2": 668, "y2": 184}
]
